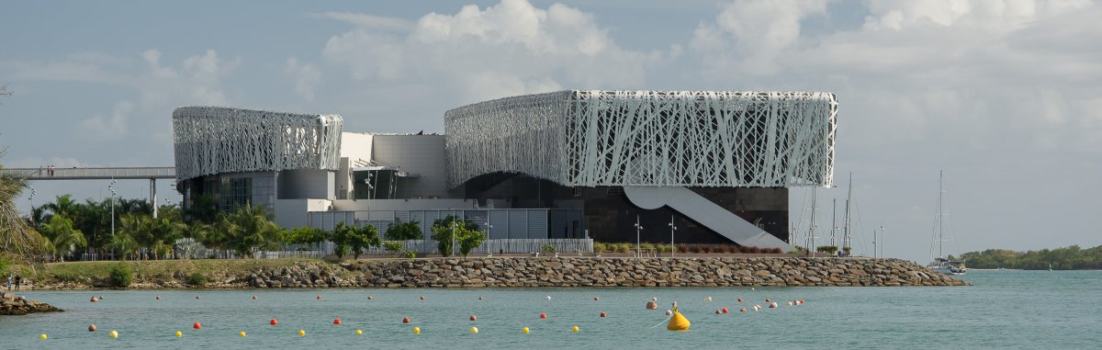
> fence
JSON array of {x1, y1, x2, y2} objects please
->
[{"x1": 169, "y1": 238, "x2": 593, "y2": 260}]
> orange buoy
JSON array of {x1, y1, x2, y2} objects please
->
[
  {"x1": 402, "y1": 316, "x2": 411, "y2": 324},
  {"x1": 193, "y1": 322, "x2": 202, "y2": 330},
  {"x1": 599, "y1": 311, "x2": 607, "y2": 318},
  {"x1": 88, "y1": 324, "x2": 97, "y2": 332},
  {"x1": 333, "y1": 318, "x2": 342, "y2": 326},
  {"x1": 539, "y1": 312, "x2": 548, "y2": 320},
  {"x1": 469, "y1": 315, "x2": 477, "y2": 322},
  {"x1": 721, "y1": 307, "x2": 729, "y2": 314},
  {"x1": 270, "y1": 319, "x2": 278, "y2": 326}
]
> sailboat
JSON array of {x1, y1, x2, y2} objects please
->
[{"x1": 928, "y1": 170, "x2": 967, "y2": 275}]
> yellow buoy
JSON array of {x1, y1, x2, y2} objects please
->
[
  {"x1": 521, "y1": 327, "x2": 530, "y2": 334},
  {"x1": 39, "y1": 333, "x2": 48, "y2": 340},
  {"x1": 355, "y1": 329, "x2": 364, "y2": 336},
  {"x1": 571, "y1": 325, "x2": 580, "y2": 333},
  {"x1": 109, "y1": 330, "x2": 119, "y2": 339},
  {"x1": 175, "y1": 330, "x2": 183, "y2": 338},
  {"x1": 469, "y1": 326, "x2": 479, "y2": 334},
  {"x1": 297, "y1": 329, "x2": 306, "y2": 337},
  {"x1": 667, "y1": 308, "x2": 691, "y2": 331},
  {"x1": 412, "y1": 326, "x2": 422, "y2": 335},
  {"x1": 239, "y1": 331, "x2": 247, "y2": 337}
]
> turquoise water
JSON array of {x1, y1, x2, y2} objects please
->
[{"x1": 2, "y1": 270, "x2": 1100, "y2": 349}]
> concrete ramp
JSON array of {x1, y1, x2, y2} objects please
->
[{"x1": 623, "y1": 186, "x2": 790, "y2": 250}]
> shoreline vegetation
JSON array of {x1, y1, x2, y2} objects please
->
[{"x1": 960, "y1": 245, "x2": 1102, "y2": 270}]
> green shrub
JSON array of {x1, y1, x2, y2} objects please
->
[
  {"x1": 108, "y1": 264, "x2": 133, "y2": 288},
  {"x1": 594, "y1": 242, "x2": 607, "y2": 253},
  {"x1": 186, "y1": 272, "x2": 208, "y2": 287},
  {"x1": 816, "y1": 245, "x2": 839, "y2": 255},
  {"x1": 541, "y1": 243, "x2": 556, "y2": 254},
  {"x1": 402, "y1": 250, "x2": 417, "y2": 259}
]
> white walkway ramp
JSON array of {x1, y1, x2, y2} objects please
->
[{"x1": 624, "y1": 186, "x2": 790, "y2": 250}]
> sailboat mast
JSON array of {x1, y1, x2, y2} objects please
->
[
  {"x1": 809, "y1": 188, "x2": 817, "y2": 253},
  {"x1": 843, "y1": 172, "x2": 853, "y2": 251},
  {"x1": 831, "y1": 198, "x2": 837, "y2": 247},
  {"x1": 938, "y1": 170, "x2": 944, "y2": 259}
]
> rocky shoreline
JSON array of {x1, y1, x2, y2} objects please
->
[
  {"x1": 0, "y1": 291, "x2": 61, "y2": 315},
  {"x1": 24, "y1": 257, "x2": 967, "y2": 290}
]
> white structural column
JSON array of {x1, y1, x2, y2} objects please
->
[
  {"x1": 150, "y1": 178, "x2": 157, "y2": 218},
  {"x1": 172, "y1": 106, "x2": 343, "y2": 181},
  {"x1": 445, "y1": 90, "x2": 837, "y2": 188}
]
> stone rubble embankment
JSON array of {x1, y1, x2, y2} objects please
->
[
  {"x1": 0, "y1": 291, "x2": 61, "y2": 315},
  {"x1": 23, "y1": 257, "x2": 968, "y2": 291}
]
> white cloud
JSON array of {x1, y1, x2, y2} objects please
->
[
  {"x1": 314, "y1": 11, "x2": 414, "y2": 31},
  {"x1": 81, "y1": 100, "x2": 134, "y2": 138},
  {"x1": 691, "y1": 0, "x2": 828, "y2": 73},
  {"x1": 320, "y1": 0, "x2": 658, "y2": 104},
  {"x1": 285, "y1": 57, "x2": 322, "y2": 101}
]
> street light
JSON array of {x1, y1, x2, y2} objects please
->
[
  {"x1": 108, "y1": 179, "x2": 117, "y2": 260},
  {"x1": 633, "y1": 215, "x2": 643, "y2": 258},
  {"x1": 668, "y1": 215, "x2": 677, "y2": 258}
]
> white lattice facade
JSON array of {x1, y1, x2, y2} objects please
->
[
  {"x1": 445, "y1": 90, "x2": 837, "y2": 188},
  {"x1": 172, "y1": 106, "x2": 343, "y2": 181}
]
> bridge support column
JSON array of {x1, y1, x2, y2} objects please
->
[{"x1": 150, "y1": 178, "x2": 157, "y2": 218}]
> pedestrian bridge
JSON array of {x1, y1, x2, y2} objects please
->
[
  {"x1": 0, "y1": 166, "x2": 175, "y2": 180},
  {"x1": 1, "y1": 166, "x2": 176, "y2": 218}
]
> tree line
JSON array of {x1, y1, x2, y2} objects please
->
[
  {"x1": 11, "y1": 193, "x2": 486, "y2": 261},
  {"x1": 959, "y1": 245, "x2": 1102, "y2": 270}
]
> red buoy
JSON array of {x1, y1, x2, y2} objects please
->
[
  {"x1": 270, "y1": 319, "x2": 278, "y2": 326},
  {"x1": 193, "y1": 322, "x2": 202, "y2": 330},
  {"x1": 721, "y1": 307, "x2": 729, "y2": 314},
  {"x1": 539, "y1": 312, "x2": 548, "y2": 320},
  {"x1": 333, "y1": 318, "x2": 342, "y2": 326},
  {"x1": 402, "y1": 316, "x2": 411, "y2": 324},
  {"x1": 469, "y1": 315, "x2": 477, "y2": 322},
  {"x1": 599, "y1": 311, "x2": 607, "y2": 318}
]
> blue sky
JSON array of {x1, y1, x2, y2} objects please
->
[{"x1": 2, "y1": 0, "x2": 1100, "y2": 262}]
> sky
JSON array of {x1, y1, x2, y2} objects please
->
[{"x1": 1, "y1": 0, "x2": 1100, "y2": 262}]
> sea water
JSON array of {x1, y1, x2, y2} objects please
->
[{"x1": 2, "y1": 270, "x2": 1100, "y2": 349}]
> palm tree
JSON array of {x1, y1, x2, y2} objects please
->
[
  {"x1": 1, "y1": 159, "x2": 48, "y2": 257},
  {"x1": 218, "y1": 205, "x2": 280, "y2": 258},
  {"x1": 39, "y1": 215, "x2": 87, "y2": 261}
]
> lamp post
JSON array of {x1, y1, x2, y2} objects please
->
[
  {"x1": 668, "y1": 215, "x2": 677, "y2": 258},
  {"x1": 633, "y1": 215, "x2": 643, "y2": 258},
  {"x1": 108, "y1": 179, "x2": 117, "y2": 260}
]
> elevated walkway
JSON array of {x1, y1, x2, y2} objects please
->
[
  {"x1": 624, "y1": 186, "x2": 790, "y2": 250},
  {"x1": 1, "y1": 166, "x2": 175, "y2": 218},
  {"x1": 0, "y1": 166, "x2": 175, "y2": 180}
]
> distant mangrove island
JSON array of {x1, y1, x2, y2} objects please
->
[{"x1": 960, "y1": 245, "x2": 1102, "y2": 270}]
